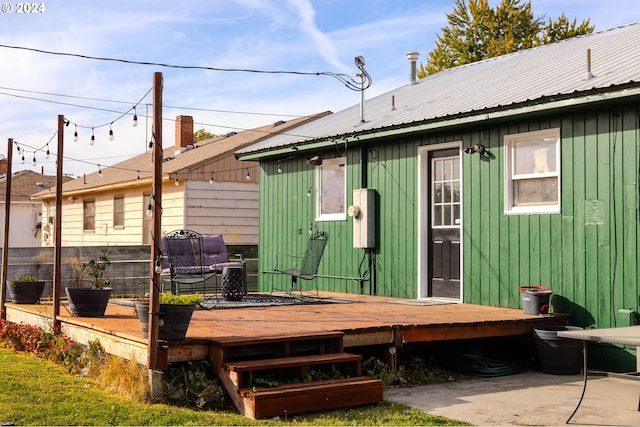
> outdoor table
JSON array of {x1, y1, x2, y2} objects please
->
[{"x1": 558, "y1": 325, "x2": 640, "y2": 423}]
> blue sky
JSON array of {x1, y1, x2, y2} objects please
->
[{"x1": 1, "y1": 0, "x2": 639, "y2": 177}]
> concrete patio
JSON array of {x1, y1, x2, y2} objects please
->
[{"x1": 385, "y1": 370, "x2": 640, "y2": 426}]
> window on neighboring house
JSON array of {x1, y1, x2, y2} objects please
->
[
  {"x1": 315, "y1": 157, "x2": 346, "y2": 221},
  {"x1": 113, "y1": 194, "x2": 124, "y2": 229},
  {"x1": 83, "y1": 199, "x2": 95, "y2": 232},
  {"x1": 504, "y1": 128, "x2": 560, "y2": 214}
]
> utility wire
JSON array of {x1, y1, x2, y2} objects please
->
[
  {"x1": 0, "y1": 44, "x2": 372, "y2": 91},
  {"x1": 0, "y1": 85, "x2": 304, "y2": 118}
]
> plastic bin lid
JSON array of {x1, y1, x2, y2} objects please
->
[{"x1": 519, "y1": 286, "x2": 552, "y2": 294}]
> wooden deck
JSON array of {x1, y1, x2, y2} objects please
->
[{"x1": 5, "y1": 292, "x2": 569, "y2": 367}]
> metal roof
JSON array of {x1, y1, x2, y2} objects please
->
[{"x1": 237, "y1": 22, "x2": 640, "y2": 158}]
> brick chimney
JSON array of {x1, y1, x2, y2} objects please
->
[
  {"x1": 0, "y1": 157, "x2": 7, "y2": 176},
  {"x1": 175, "y1": 115, "x2": 194, "y2": 152}
]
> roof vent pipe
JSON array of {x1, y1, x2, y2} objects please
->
[
  {"x1": 407, "y1": 51, "x2": 420, "y2": 85},
  {"x1": 585, "y1": 48, "x2": 594, "y2": 80}
]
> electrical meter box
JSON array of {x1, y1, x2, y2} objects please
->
[{"x1": 349, "y1": 188, "x2": 376, "y2": 249}]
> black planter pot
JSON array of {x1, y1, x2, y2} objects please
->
[
  {"x1": 65, "y1": 287, "x2": 112, "y2": 317},
  {"x1": 7, "y1": 280, "x2": 46, "y2": 304},
  {"x1": 135, "y1": 302, "x2": 195, "y2": 340}
]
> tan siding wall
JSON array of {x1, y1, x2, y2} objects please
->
[{"x1": 184, "y1": 180, "x2": 258, "y2": 245}]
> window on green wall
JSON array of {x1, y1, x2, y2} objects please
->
[
  {"x1": 504, "y1": 128, "x2": 560, "y2": 214},
  {"x1": 315, "y1": 156, "x2": 346, "y2": 221}
]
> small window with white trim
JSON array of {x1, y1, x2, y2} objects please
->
[
  {"x1": 504, "y1": 128, "x2": 560, "y2": 214},
  {"x1": 315, "y1": 157, "x2": 346, "y2": 221}
]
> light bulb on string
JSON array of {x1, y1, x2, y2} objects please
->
[
  {"x1": 90, "y1": 127, "x2": 95, "y2": 145},
  {"x1": 154, "y1": 257, "x2": 162, "y2": 274},
  {"x1": 132, "y1": 107, "x2": 138, "y2": 127},
  {"x1": 174, "y1": 177, "x2": 179, "y2": 186},
  {"x1": 46, "y1": 147, "x2": 50, "y2": 159},
  {"x1": 277, "y1": 164, "x2": 282, "y2": 174},
  {"x1": 32, "y1": 153, "x2": 36, "y2": 166},
  {"x1": 109, "y1": 123, "x2": 114, "y2": 141},
  {"x1": 246, "y1": 168, "x2": 251, "y2": 181},
  {"x1": 146, "y1": 202, "x2": 153, "y2": 217},
  {"x1": 73, "y1": 125, "x2": 78, "y2": 142},
  {"x1": 209, "y1": 173, "x2": 214, "y2": 185},
  {"x1": 98, "y1": 164, "x2": 103, "y2": 178},
  {"x1": 136, "y1": 171, "x2": 140, "y2": 183},
  {"x1": 21, "y1": 154, "x2": 25, "y2": 164}
]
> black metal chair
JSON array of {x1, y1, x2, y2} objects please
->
[
  {"x1": 161, "y1": 229, "x2": 217, "y2": 296},
  {"x1": 271, "y1": 231, "x2": 328, "y2": 297}
]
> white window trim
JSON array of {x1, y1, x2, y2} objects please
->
[
  {"x1": 504, "y1": 128, "x2": 560, "y2": 215},
  {"x1": 315, "y1": 156, "x2": 347, "y2": 222}
]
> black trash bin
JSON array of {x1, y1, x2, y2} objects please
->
[{"x1": 533, "y1": 326, "x2": 583, "y2": 375}]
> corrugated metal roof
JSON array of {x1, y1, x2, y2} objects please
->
[{"x1": 238, "y1": 22, "x2": 640, "y2": 156}]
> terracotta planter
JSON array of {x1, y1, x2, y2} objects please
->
[
  {"x1": 135, "y1": 302, "x2": 195, "y2": 340},
  {"x1": 7, "y1": 280, "x2": 46, "y2": 304},
  {"x1": 65, "y1": 287, "x2": 112, "y2": 317}
]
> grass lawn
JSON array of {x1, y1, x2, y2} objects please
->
[{"x1": 0, "y1": 347, "x2": 469, "y2": 426}]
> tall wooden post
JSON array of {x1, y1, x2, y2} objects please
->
[
  {"x1": 0, "y1": 138, "x2": 14, "y2": 320},
  {"x1": 52, "y1": 115, "x2": 64, "y2": 328},
  {"x1": 148, "y1": 72, "x2": 163, "y2": 373}
]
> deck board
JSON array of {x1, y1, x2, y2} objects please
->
[{"x1": 4, "y1": 292, "x2": 569, "y2": 365}]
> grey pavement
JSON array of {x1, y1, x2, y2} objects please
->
[{"x1": 384, "y1": 370, "x2": 640, "y2": 426}]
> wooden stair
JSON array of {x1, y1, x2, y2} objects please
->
[{"x1": 209, "y1": 331, "x2": 383, "y2": 419}]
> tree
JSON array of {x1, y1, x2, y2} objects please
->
[
  {"x1": 193, "y1": 128, "x2": 216, "y2": 142},
  {"x1": 417, "y1": 0, "x2": 594, "y2": 77}
]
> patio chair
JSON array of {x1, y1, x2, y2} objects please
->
[
  {"x1": 161, "y1": 229, "x2": 217, "y2": 296},
  {"x1": 271, "y1": 231, "x2": 328, "y2": 297}
]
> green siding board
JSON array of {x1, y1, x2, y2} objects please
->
[{"x1": 257, "y1": 102, "x2": 640, "y2": 366}]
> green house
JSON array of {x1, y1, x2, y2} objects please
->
[{"x1": 237, "y1": 23, "x2": 640, "y2": 371}]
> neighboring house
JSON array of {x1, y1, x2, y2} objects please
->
[
  {"x1": 35, "y1": 113, "x2": 329, "y2": 247},
  {"x1": 237, "y1": 23, "x2": 640, "y2": 371},
  {"x1": 0, "y1": 167, "x2": 70, "y2": 247}
]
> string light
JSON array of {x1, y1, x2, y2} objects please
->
[
  {"x1": 154, "y1": 257, "x2": 162, "y2": 274},
  {"x1": 277, "y1": 164, "x2": 282, "y2": 173},
  {"x1": 74, "y1": 124, "x2": 78, "y2": 142},
  {"x1": 109, "y1": 122, "x2": 114, "y2": 141},
  {"x1": 245, "y1": 168, "x2": 250, "y2": 181},
  {"x1": 136, "y1": 170, "x2": 140, "y2": 183},
  {"x1": 32, "y1": 152, "x2": 36, "y2": 166},
  {"x1": 132, "y1": 107, "x2": 138, "y2": 127},
  {"x1": 46, "y1": 145, "x2": 50, "y2": 159},
  {"x1": 90, "y1": 127, "x2": 95, "y2": 145},
  {"x1": 174, "y1": 177, "x2": 179, "y2": 186},
  {"x1": 307, "y1": 187, "x2": 312, "y2": 197},
  {"x1": 21, "y1": 153, "x2": 25, "y2": 164},
  {"x1": 98, "y1": 164, "x2": 103, "y2": 177},
  {"x1": 209, "y1": 173, "x2": 214, "y2": 184}
]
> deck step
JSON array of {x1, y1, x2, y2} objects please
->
[
  {"x1": 222, "y1": 352, "x2": 362, "y2": 372},
  {"x1": 212, "y1": 331, "x2": 345, "y2": 347},
  {"x1": 239, "y1": 376, "x2": 384, "y2": 419}
]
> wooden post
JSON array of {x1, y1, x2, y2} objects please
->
[
  {"x1": 148, "y1": 72, "x2": 163, "y2": 373},
  {"x1": 0, "y1": 138, "x2": 14, "y2": 320},
  {"x1": 52, "y1": 115, "x2": 64, "y2": 328}
]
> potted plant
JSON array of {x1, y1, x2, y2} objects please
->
[
  {"x1": 65, "y1": 252, "x2": 112, "y2": 317},
  {"x1": 7, "y1": 275, "x2": 46, "y2": 304},
  {"x1": 134, "y1": 292, "x2": 203, "y2": 340}
]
